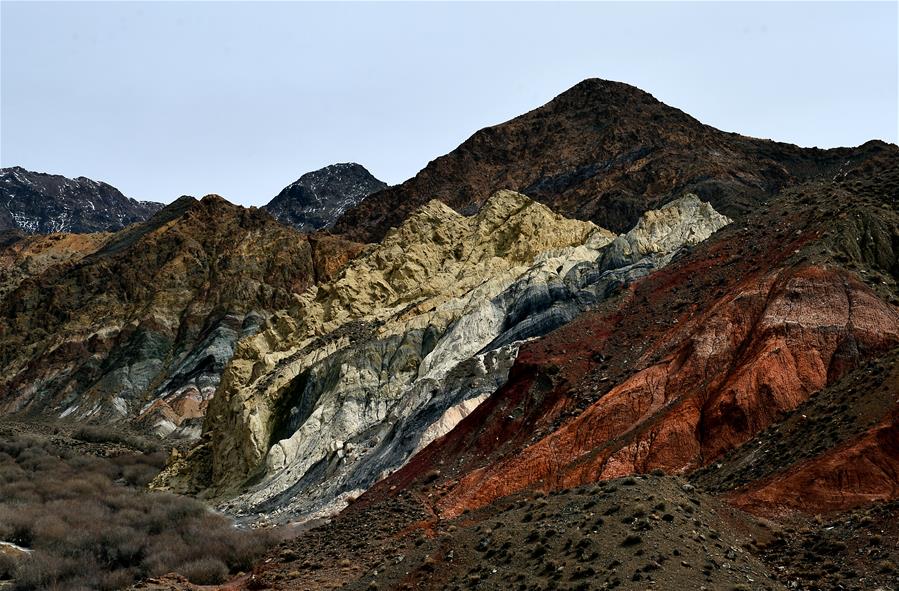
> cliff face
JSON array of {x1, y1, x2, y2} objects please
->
[
  {"x1": 156, "y1": 191, "x2": 730, "y2": 525},
  {"x1": 333, "y1": 79, "x2": 890, "y2": 242},
  {"x1": 0, "y1": 195, "x2": 360, "y2": 437},
  {"x1": 693, "y1": 347, "x2": 899, "y2": 516},
  {"x1": 0, "y1": 166, "x2": 162, "y2": 234},
  {"x1": 264, "y1": 163, "x2": 387, "y2": 232}
]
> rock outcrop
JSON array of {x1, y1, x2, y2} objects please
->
[
  {"x1": 264, "y1": 163, "x2": 387, "y2": 232},
  {"x1": 161, "y1": 191, "x2": 729, "y2": 524},
  {"x1": 0, "y1": 195, "x2": 361, "y2": 437},
  {"x1": 431, "y1": 265, "x2": 899, "y2": 518},
  {"x1": 693, "y1": 345, "x2": 899, "y2": 516},
  {"x1": 0, "y1": 166, "x2": 163, "y2": 234},
  {"x1": 189, "y1": 190, "x2": 599, "y2": 493},
  {"x1": 0, "y1": 231, "x2": 110, "y2": 300}
]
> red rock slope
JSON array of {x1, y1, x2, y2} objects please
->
[{"x1": 368, "y1": 149, "x2": 899, "y2": 519}]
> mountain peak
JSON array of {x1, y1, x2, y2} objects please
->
[
  {"x1": 263, "y1": 162, "x2": 387, "y2": 233},
  {"x1": 0, "y1": 166, "x2": 164, "y2": 234},
  {"x1": 199, "y1": 194, "x2": 232, "y2": 206},
  {"x1": 543, "y1": 78, "x2": 680, "y2": 117},
  {"x1": 332, "y1": 79, "x2": 874, "y2": 243}
]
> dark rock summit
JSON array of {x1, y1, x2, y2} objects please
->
[
  {"x1": 333, "y1": 78, "x2": 892, "y2": 242},
  {"x1": 264, "y1": 163, "x2": 387, "y2": 232},
  {"x1": 0, "y1": 166, "x2": 163, "y2": 234}
]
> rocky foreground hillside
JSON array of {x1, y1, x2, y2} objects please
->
[{"x1": 0, "y1": 166, "x2": 163, "y2": 234}]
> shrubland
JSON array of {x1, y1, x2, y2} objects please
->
[{"x1": 0, "y1": 424, "x2": 273, "y2": 590}]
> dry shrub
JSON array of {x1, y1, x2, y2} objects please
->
[
  {"x1": 179, "y1": 557, "x2": 229, "y2": 585},
  {"x1": 0, "y1": 431, "x2": 274, "y2": 590},
  {"x1": 72, "y1": 424, "x2": 159, "y2": 452}
]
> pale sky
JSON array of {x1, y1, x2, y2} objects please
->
[{"x1": 2, "y1": 1, "x2": 897, "y2": 206}]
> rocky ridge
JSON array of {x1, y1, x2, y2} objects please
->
[
  {"x1": 162, "y1": 190, "x2": 599, "y2": 493},
  {"x1": 334, "y1": 78, "x2": 890, "y2": 242},
  {"x1": 264, "y1": 163, "x2": 387, "y2": 232},
  {"x1": 157, "y1": 191, "x2": 730, "y2": 526},
  {"x1": 0, "y1": 166, "x2": 163, "y2": 234},
  {"x1": 0, "y1": 195, "x2": 362, "y2": 438}
]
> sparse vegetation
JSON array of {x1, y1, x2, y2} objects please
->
[
  {"x1": 0, "y1": 428, "x2": 274, "y2": 590},
  {"x1": 72, "y1": 424, "x2": 160, "y2": 453}
]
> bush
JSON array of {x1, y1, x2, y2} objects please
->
[
  {"x1": 179, "y1": 557, "x2": 229, "y2": 584},
  {"x1": 0, "y1": 430, "x2": 274, "y2": 590},
  {"x1": 72, "y1": 425, "x2": 159, "y2": 453}
]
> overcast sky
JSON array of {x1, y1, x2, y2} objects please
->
[{"x1": 2, "y1": 1, "x2": 897, "y2": 206}]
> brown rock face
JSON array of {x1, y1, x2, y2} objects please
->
[
  {"x1": 731, "y1": 410, "x2": 899, "y2": 515},
  {"x1": 694, "y1": 344, "x2": 899, "y2": 516},
  {"x1": 0, "y1": 231, "x2": 110, "y2": 300},
  {"x1": 334, "y1": 78, "x2": 890, "y2": 242},
  {"x1": 0, "y1": 195, "x2": 361, "y2": 432},
  {"x1": 368, "y1": 150, "x2": 899, "y2": 518}
]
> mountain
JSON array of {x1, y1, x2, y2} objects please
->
[
  {"x1": 263, "y1": 163, "x2": 387, "y2": 232},
  {"x1": 170, "y1": 132, "x2": 899, "y2": 591},
  {"x1": 155, "y1": 191, "x2": 731, "y2": 520},
  {"x1": 333, "y1": 78, "x2": 891, "y2": 242},
  {"x1": 0, "y1": 195, "x2": 363, "y2": 438},
  {"x1": 0, "y1": 166, "x2": 163, "y2": 234},
  {"x1": 364, "y1": 148, "x2": 899, "y2": 518},
  {"x1": 4, "y1": 78, "x2": 899, "y2": 590}
]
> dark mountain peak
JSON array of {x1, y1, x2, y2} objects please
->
[
  {"x1": 2, "y1": 165, "x2": 29, "y2": 175},
  {"x1": 333, "y1": 80, "x2": 881, "y2": 242},
  {"x1": 0, "y1": 166, "x2": 164, "y2": 234},
  {"x1": 198, "y1": 193, "x2": 232, "y2": 207},
  {"x1": 549, "y1": 77, "x2": 652, "y2": 105},
  {"x1": 263, "y1": 162, "x2": 387, "y2": 233},
  {"x1": 168, "y1": 195, "x2": 200, "y2": 208},
  {"x1": 189, "y1": 194, "x2": 266, "y2": 222},
  {"x1": 299, "y1": 162, "x2": 374, "y2": 179}
]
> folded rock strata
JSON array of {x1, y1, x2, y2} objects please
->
[{"x1": 164, "y1": 191, "x2": 729, "y2": 524}]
